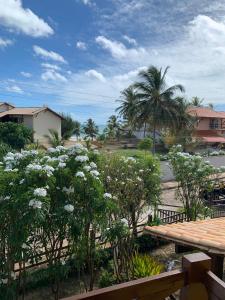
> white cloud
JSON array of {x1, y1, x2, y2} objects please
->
[
  {"x1": 41, "y1": 63, "x2": 61, "y2": 71},
  {"x1": 123, "y1": 35, "x2": 137, "y2": 46},
  {"x1": 81, "y1": 0, "x2": 93, "y2": 6},
  {"x1": 20, "y1": 71, "x2": 32, "y2": 78},
  {"x1": 95, "y1": 35, "x2": 146, "y2": 60},
  {"x1": 41, "y1": 69, "x2": 67, "y2": 82},
  {"x1": 0, "y1": 37, "x2": 13, "y2": 48},
  {"x1": 85, "y1": 69, "x2": 106, "y2": 82},
  {"x1": 6, "y1": 85, "x2": 24, "y2": 94},
  {"x1": 33, "y1": 45, "x2": 67, "y2": 63},
  {"x1": 0, "y1": 0, "x2": 53, "y2": 37},
  {"x1": 76, "y1": 41, "x2": 87, "y2": 50}
]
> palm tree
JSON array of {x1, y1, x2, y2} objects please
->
[
  {"x1": 208, "y1": 103, "x2": 214, "y2": 109},
  {"x1": 61, "y1": 113, "x2": 81, "y2": 140},
  {"x1": 116, "y1": 86, "x2": 139, "y2": 130},
  {"x1": 83, "y1": 118, "x2": 98, "y2": 140},
  {"x1": 191, "y1": 96, "x2": 204, "y2": 107},
  {"x1": 44, "y1": 129, "x2": 63, "y2": 147},
  {"x1": 106, "y1": 115, "x2": 121, "y2": 140},
  {"x1": 134, "y1": 66, "x2": 185, "y2": 153}
]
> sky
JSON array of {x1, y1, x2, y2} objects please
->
[{"x1": 1, "y1": 1, "x2": 225, "y2": 123}]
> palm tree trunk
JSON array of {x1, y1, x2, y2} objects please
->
[{"x1": 152, "y1": 123, "x2": 156, "y2": 154}]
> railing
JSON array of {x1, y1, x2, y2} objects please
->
[
  {"x1": 157, "y1": 209, "x2": 187, "y2": 224},
  {"x1": 61, "y1": 252, "x2": 225, "y2": 300},
  {"x1": 157, "y1": 206, "x2": 225, "y2": 224}
]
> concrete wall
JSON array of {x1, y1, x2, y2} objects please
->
[
  {"x1": 33, "y1": 109, "x2": 61, "y2": 143},
  {"x1": 23, "y1": 115, "x2": 33, "y2": 130},
  {"x1": 197, "y1": 118, "x2": 210, "y2": 130}
]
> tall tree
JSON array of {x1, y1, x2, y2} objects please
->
[
  {"x1": 134, "y1": 66, "x2": 184, "y2": 153},
  {"x1": 106, "y1": 115, "x2": 121, "y2": 140},
  {"x1": 191, "y1": 96, "x2": 204, "y2": 107},
  {"x1": 116, "y1": 86, "x2": 139, "y2": 130},
  {"x1": 83, "y1": 118, "x2": 98, "y2": 140},
  {"x1": 61, "y1": 113, "x2": 81, "y2": 140}
]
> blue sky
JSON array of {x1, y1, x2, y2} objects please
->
[{"x1": 1, "y1": 0, "x2": 225, "y2": 123}]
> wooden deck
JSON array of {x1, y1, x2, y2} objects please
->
[{"x1": 61, "y1": 252, "x2": 225, "y2": 300}]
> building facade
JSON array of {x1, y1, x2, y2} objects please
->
[
  {"x1": 187, "y1": 106, "x2": 225, "y2": 144},
  {"x1": 0, "y1": 102, "x2": 62, "y2": 144}
]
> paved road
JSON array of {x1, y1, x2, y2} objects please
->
[{"x1": 161, "y1": 155, "x2": 225, "y2": 182}]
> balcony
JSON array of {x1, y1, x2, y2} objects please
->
[{"x1": 61, "y1": 252, "x2": 225, "y2": 300}]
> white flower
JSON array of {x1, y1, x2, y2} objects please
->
[
  {"x1": 58, "y1": 162, "x2": 66, "y2": 168},
  {"x1": 62, "y1": 186, "x2": 74, "y2": 195},
  {"x1": 43, "y1": 165, "x2": 55, "y2": 175},
  {"x1": 84, "y1": 165, "x2": 91, "y2": 171},
  {"x1": 26, "y1": 164, "x2": 42, "y2": 173},
  {"x1": 4, "y1": 196, "x2": 10, "y2": 201},
  {"x1": 90, "y1": 170, "x2": 100, "y2": 177},
  {"x1": 103, "y1": 193, "x2": 112, "y2": 199},
  {"x1": 137, "y1": 177, "x2": 142, "y2": 182},
  {"x1": 47, "y1": 147, "x2": 57, "y2": 153},
  {"x1": 106, "y1": 176, "x2": 111, "y2": 181},
  {"x1": 33, "y1": 188, "x2": 47, "y2": 197},
  {"x1": 9, "y1": 182, "x2": 14, "y2": 186},
  {"x1": 76, "y1": 171, "x2": 85, "y2": 178},
  {"x1": 90, "y1": 162, "x2": 97, "y2": 169},
  {"x1": 19, "y1": 179, "x2": 25, "y2": 184},
  {"x1": 29, "y1": 199, "x2": 42, "y2": 209},
  {"x1": 75, "y1": 155, "x2": 89, "y2": 162},
  {"x1": 58, "y1": 155, "x2": 69, "y2": 161},
  {"x1": 64, "y1": 204, "x2": 74, "y2": 212}
]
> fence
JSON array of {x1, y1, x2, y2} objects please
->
[
  {"x1": 61, "y1": 252, "x2": 225, "y2": 300},
  {"x1": 157, "y1": 206, "x2": 225, "y2": 225}
]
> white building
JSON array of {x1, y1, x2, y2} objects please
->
[{"x1": 0, "y1": 102, "x2": 63, "y2": 144}]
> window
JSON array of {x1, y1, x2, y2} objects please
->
[{"x1": 209, "y1": 119, "x2": 219, "y2": 129}]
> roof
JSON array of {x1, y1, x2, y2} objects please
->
[
  {"x1": 0, "y1": 102, "x2": 15, "y2": 108},
  {"x1": 145, "y1": 218, "x2": 225, "y2": 254},
  {"x1": 0, "y1": 107, "x2": 63, "y2": 119},
  {"x1": 194, "y1": 130, "x2": 225, "y2": 143},
  {"x1": 187, "y1": 107, "x2": 225, "y2": 119}
]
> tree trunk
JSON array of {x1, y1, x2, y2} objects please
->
[
  {"x1": 143, "y1": 122, "x2": 146, "y2": 137},
  {"x1": 152, "y1": 123, "x2": 156, "y2": 154}
]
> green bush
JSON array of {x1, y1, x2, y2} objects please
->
[
  {"x1": 98, "y1": 270, "x2": 117, "y2": 288},
  {"x1": 130, "y1": 253, "x2": 164, "y2": 279},
  {"x1": 0, "y1": 142, "x2": 12, "y2": 160},
  {"x1": 138, "y1": 138, "x2": 153, "y2": 152},
  {"x1": 0, "y1": 122, "x2": 32, "y2": 149}
]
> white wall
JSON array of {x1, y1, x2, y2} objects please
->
[
  {"x1": 33, "y1": 110, "x2": 61, "y2": 143},
  {"x1": 23, "y1": 115, "x2": 33, "y2": 130}
]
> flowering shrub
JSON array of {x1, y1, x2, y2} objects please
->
[
  {"x1": 168, "y1": 145, "x2": 225, "y2": 221},
  {"x1": 101, "y1": 154, "x2": 161, "y2": 235},
  {"x1": 0, "y1": 144, "x2": 113, "y2": 298}
]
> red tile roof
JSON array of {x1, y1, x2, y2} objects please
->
[
  {"x1": 145, "y1": 218, "x2": 225, "y2": 254},
  {"x1": 187, "y1": 107, "x2": 225, "y2": 118}
]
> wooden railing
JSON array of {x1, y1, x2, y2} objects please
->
[{"x1": 61, "y1": 252, "x2": 225, "y2": 300}]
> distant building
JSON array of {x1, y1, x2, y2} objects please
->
[
  {"x1": 0, "y1": 102, "x2": 63, "y2": 144},
  {"x1": 187, "y1": 106, "x2": 225, "y2": 144}
]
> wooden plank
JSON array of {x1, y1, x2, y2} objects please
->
[
  {"x1": 61, "y1": 270, "x2": 185, "y2": 300},
  {"x1": 204, "y1": 271, "x2": 225, "y2": 300}
]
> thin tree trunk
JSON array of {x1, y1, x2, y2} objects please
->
[
  {"x1": 143, "y1": 122, "x2": 147, "y2": 137},
  {"x1": 152, "y1": 123, "x2": 156, "y2": 154}
]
